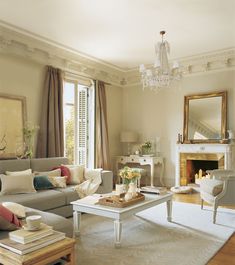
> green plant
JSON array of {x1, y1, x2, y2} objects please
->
[
  {"x1": 22, "y1": 124, "x2": 39, "y2": 158},
  {"x1": 141, "y1": 141, "x2": 152, "y2": 154}
]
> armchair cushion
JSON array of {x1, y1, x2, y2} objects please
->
[{"x1": 200, "y1": 178, "x2": 223, "y2": 196}]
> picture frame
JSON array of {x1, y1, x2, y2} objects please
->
[{"x1": 0, "y1": 93, "x2": 27, "y2": 159}]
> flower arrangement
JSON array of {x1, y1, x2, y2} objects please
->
[
  {"x1": 141, "y1": 141, "x2": 152, "y2": 155},
  {"x1": 119, "y1": 166, "x2": 141, "y2": 185},
  {"x1": 22, "y1": 124, "x2": 39, "y2": 158}
]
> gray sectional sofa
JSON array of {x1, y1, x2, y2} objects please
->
[{"x1": 0, "y1": 157, "x2": 113, "y2": 239}]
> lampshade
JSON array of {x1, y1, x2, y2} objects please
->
[{"x1": 120, "y1": 132, "x2": 138, "y2": 143}]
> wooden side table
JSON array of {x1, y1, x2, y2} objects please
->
[{"x1": 0, "y1": 237, "x2": 76, "y2": 265}]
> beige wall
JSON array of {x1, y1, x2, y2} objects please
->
[
  {"x1": 121, "y1": 70, "x2": 235, "y2": 186},
  {"x1": 0, "y1": 54, "x2": 44, "y2": 125},
  {"x1": 0, "y1": 53, "x2": 123, "y2": 163}
]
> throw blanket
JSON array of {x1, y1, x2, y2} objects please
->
[{"x1": 74, "y1": 169, "x2": 102, "y2": 198}]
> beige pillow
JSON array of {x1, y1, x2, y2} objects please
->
[
  {"x1": 5, "y1": 169, "x2": 32, "y2": 176},
  {"x1": 63, "y1": 165, "x2": 84, "y2": 184},
  {"x1": 34, "y1": 168, "x2": 61, "y2": 177},
  {"x1": 48, "y1": 176, "x2": 67, "y2": 188},
  {"x1": 2, "y1": 202, "x2": 26, "y2": 218},
  {"x1": 0, "y1": 174, "x2": 36, "y2": 195}
]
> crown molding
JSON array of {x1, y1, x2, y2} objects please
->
[
  {"x1": 0, "y1": 23, "x2": 234, "y2": 87},
  {"x1": 125, "y1": 48, "x2": 235, "y2": 86},
  {"x1": 0, "y1": 24, "x2": 124, "y2": 87}
]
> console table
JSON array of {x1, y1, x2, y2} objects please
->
[{"x1": 115, "y1": 156, "x2": 164, "y2": 186}]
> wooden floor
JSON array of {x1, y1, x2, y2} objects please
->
[{"x1": 173, "y1": 192, "x2": 235, "y2": 265}]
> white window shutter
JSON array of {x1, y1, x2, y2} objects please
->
[{"x1": 77, "y1": 86, "x2": 88, "y2": 165}]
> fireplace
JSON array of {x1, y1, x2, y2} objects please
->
[
  {"x1": 185, "y1": 156, "x2": 222, "y2": 185},
  {"x1": 175, "y1": 144, "x2": 234, "y2": 186}
]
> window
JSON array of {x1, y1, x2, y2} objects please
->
[{"x1": 63, "y1": 79, "x2": 95, "y2": 167}]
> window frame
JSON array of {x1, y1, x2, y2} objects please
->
[{"x1": 63, "y1": 78, "x2": 95, "y2": 168}]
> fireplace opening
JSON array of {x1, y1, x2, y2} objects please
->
[{"x1": 186, "y1": 160, "x2": 218, "y2": 183}]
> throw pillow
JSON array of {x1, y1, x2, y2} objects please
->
[
  {"x1": 0, "y1": 174, "x2": 36, "y2": 195},
  {"x1": 48, "y1": 176, "x2": 67, "y2": 188},
  {"x1": 34, "y1": 168, "x2": 61, "y2": 177},
  {"x1": 0, "y1": 205, "x2": 22, "y2": 231},
  {"x1": 63, "y1": 164, "x2": 85, "y2": 184},
  {"x1": 33, "y1": 176, "x2": 54, "y2": 190},
  {"x1": 5, "y1": 169, "x2": 32, "y2": 176},
  {"x1": 2, "y1": 202, "x2": 26, "y2": 218},
  {"x1": 53, "y1": 166, "x2": 71, "y2": 184}
]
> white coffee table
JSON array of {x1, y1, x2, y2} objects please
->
[{"x1": 71, "y1": 192, "x2": 173, "y2": 247}]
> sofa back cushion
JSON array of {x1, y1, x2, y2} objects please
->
[
  {"x1": 30, "y1": 157, "x2": 69, "y2": 172},
  {"x1": 0, "y1": 159, "x2": 30, "y2": 174}
]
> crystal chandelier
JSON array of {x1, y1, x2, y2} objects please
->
[{"x1": 139, "y1": 31, "x2": 182, "y2": 92}]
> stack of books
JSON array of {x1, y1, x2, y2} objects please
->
[
  {"x1": 0, "y1": 223, "x2": 65, "y2": 255},
  {"x1": 140, "y1": 186, "x2": 167, "y2": 195}
]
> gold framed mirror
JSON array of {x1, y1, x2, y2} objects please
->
[{"x1": 183, "y1": 91, "x2": 227, "y2": 143}]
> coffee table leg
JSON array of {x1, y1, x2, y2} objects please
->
[
  {"x1": 167, "y1": 200, "x2": 172, "y2": 222},
  {"x1": 114, "y1": 220, "x2": 122, "y2": 248},
  {"x1": 73, "y1": 211, "x2": 81, "y2": 237}
]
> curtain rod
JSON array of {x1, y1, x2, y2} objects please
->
[{"x1": 64, "y1": 70, "x2": 111, "y2": 86}]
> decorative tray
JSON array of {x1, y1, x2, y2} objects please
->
[{"x1": 97, "y1": 192, "x2": 145, "y2": 208}]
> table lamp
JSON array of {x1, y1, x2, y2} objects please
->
[{"x1": 120, "y1": 131, "x2": 138, "y2": 155}]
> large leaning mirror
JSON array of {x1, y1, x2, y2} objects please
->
[{"x1": 183, "y1": 91, "x2": 227, "y2": 143}]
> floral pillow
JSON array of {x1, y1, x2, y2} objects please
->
[{"x1": 53, "y1": 166, "x2": 71, "y2": 184}]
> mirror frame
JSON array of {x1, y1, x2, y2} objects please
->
[
  {"x1": 183, "y1": 91, "x2": 227, "y2": 143},
  {"x1": 0, "y1": 93, "x2": 27, "y2": 159}
]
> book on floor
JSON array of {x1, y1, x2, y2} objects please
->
[
  {"x1": 0, "y1": 231, "x2": 65, "y2": 255},
  {"x1": 9, "y1": 223, "x2": 53, "y2": 244}
]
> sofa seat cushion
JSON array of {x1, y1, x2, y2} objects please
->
[
  {"x1": 0, "y1": 190, "x2": 66, "y2": 211},
  {"x1": 56, "y1": 185, "x2": 80, "y2": 204},
  {"x1": 0, "y1": 207, "x2": 73, "y2": 239},
  {"x1": 200, "y1": 179, "x2": 223, "y2": 196}
]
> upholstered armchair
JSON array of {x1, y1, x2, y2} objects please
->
[{"x1": 200, "y1": 169, "x2": 235, "y2": 223}]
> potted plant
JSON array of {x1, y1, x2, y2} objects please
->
[{"x1": 141, "y1": 141, "x2": 152, "y2": 155}]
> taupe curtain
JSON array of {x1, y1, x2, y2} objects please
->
[
  {"x1": 36, "y1": 66, "x2": 64, "y2": 158},
  {"x1": 95, "y1": 81, "x2": 111, "y2": 170}
]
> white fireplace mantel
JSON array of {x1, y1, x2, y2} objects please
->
[{"x1": 175, "y1": 143, "x2": 235, "y2": 186}]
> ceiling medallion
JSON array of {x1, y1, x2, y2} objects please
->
[{"x1": 139, "y1": 31, "x2": 182, "y2": 92}]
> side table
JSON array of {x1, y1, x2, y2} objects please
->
[
  {"x1": 115, "y1": 155, "x2": 165, "y2": 186},
  {"x1": 0, "y1": 237, "x2": 76, "y2": 265}
]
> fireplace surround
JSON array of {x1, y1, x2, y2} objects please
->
[{"x1": 175, "y1": 144, "x2": 235, "y2": 186}]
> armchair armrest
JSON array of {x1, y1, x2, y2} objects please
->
[
  {"x1": 200, "y1": 178, "x2": 224, "y2": 196},
  {"x1": 206, "y1": 169, "x2": 235, "y2": 180},
  {"x1": 97, "y1": 170, "x2": 113, "y2": 194}
]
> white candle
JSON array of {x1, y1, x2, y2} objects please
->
[{"x1": 115, "y1": 184, "x2": 124, "y2": 195}]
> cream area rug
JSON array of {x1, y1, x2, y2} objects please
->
[{"x1": 75, "y1": 202, "x2": 235, "y2": 265}]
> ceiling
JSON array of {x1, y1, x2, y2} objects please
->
[{"x1": 0, "y1": 0, "x2": 234, "y2": 70}]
